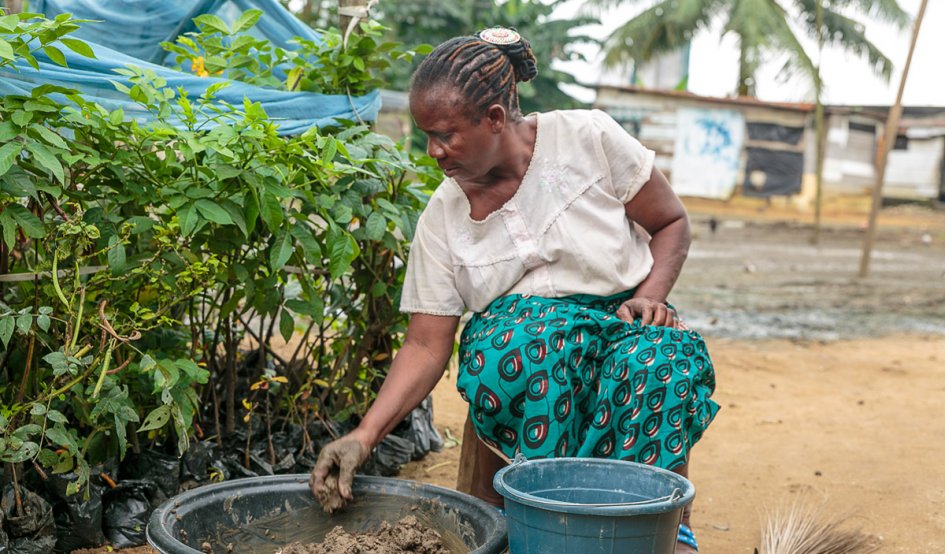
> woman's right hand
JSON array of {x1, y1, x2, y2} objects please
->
[
  {"x1": 616, "y1": 296, "x2": 681, "y2": 328},
  {"x1": 308, "y1": 430, "x2": 372, "y2": 501}
]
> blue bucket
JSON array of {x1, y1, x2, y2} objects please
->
[{"x1": 493, "y1": 457, "x2": 694, "y2": 554}]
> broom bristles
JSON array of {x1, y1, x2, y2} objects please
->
[{"x1": 759, "y1": 500, "x2": 880, "y2": 554}]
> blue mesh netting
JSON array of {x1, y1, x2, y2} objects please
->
[{"x1": 0, "y1": 0, "x2": 380, "y2": 135}]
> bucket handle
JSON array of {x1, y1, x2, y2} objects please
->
[{"x1": 532, "y1": 487, "x2": 685, "y2": 508}]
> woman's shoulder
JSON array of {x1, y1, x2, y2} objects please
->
[{"x1": 538, "y1": 108, "x2": 621, "y2": 143}]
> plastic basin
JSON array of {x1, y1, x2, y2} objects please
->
[
  {"x1": 147, "y1": 474, "x2": 507, "y2": 553},
  {"x1": 494, "y1": 457, "x2": 694, "y2": 554}
]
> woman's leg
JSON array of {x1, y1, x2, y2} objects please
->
[
  {"x1": 470, "y1": 438, "x2": 507, "y2": 508},
  {"x1": 672, "y1": 461, "x2": 697, "y2": 553}
]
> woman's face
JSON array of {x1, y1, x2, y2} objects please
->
[{"x1": 409, "y1": 88, "x2": 502, "y2": 183}]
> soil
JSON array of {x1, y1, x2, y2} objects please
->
[
  {"x1": 275, "y1": 516, "x2": 450, "y2": 554},
  {"x1": 75, "y1": 198, "x2": 945, "y2": 554},
  {"x1": 315, "y1": 471, "x2": 347, "y2": 514}
]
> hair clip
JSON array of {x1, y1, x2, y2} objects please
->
[{"x1": 479, "y1": 26, "x2": 521, "y2": 46}]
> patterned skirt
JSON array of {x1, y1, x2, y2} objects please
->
[{"x1": 456, "y1": 291, "x2": 719, "y2": 470}]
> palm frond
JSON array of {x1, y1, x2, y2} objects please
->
[
  {"x1": 759, "y1": 500, "x2": 880, "y2": 554},
  {"x1": 600, "y1": 0, "x2": 717, "y2": 68},
  {"x1": 792, "y1": 1, "x2": 897, "y2": 82},
  {"x1": 833, "y1": 0, "x2": 911, "y2": 29}
]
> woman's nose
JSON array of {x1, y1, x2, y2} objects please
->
[{"x1": 426, "y1": 139, "x2": 445, "y2": 159}]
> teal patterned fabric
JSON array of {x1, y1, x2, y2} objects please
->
[{"x1": 457, "y1": 291, "x2": 719, "y2": 470}]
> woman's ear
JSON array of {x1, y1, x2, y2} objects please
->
[{"x1": 486, "y1": 104, "x2": 507, "y2": 134}]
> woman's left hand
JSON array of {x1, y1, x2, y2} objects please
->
[{"x1": 616, "y1": 297, "x2": 681, "y2": 328}]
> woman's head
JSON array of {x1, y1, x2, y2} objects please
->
[{"x1": 410, "y1": 28, "x2": 538, "y2": 122}]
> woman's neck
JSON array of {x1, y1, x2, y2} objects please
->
[{"x1": 461, "y1": 114, "x2": 538, "y2": 220}]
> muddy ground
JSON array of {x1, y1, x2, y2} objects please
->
[{"x1": 401, "y1": 199, "x2": 945, "y2": 553}]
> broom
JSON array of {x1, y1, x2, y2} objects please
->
[{"x1": 756, "y1": 500, "x2": 880, "y2": 554}]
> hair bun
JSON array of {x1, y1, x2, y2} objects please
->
[{"x1": 478, "y1": 27, "x2": 538, "y2": 83}]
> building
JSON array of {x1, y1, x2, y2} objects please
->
[{"x1": 593, "y1": 84, "x2": 945, "y2": 204}]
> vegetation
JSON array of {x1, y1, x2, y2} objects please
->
[
  {"x1": 376, "y1": 0, "x2": 599, "y2": 114},
  {"x1": 0, "y1": 10, "x2": 438, "y2": 497},
  {"x1": 589, "y1": 0, "x2": 910, "y2": 97}
]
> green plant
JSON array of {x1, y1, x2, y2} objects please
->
[{"x1": 0, "y1": 10, "x2": 441, "y2": 498}]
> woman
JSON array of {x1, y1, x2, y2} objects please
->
[{"x1": 310, "y1": 27, "x2": 719, "y2": 553}]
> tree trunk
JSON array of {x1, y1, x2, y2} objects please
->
[
  {"x1": 859, "y1": 0, "x2": 928, "y2": 277},
  {"x1": 3, "y1": 0, "x2": 23, "y2": 14},
  {"x1": 339, "y1": 0, "x2": 360, "y2": 32}
]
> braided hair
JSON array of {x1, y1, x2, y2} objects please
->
[{"x1": 411, "y1": 29, "x2": 538, "y2": 121}]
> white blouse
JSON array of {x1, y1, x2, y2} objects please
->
[{"x1": 400, "y1": 109, "x2": 657, "y2": 316}]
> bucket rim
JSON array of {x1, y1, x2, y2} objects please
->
[
  {"x1": 146, "y1": 473, "x2": 507, "y2": 554},
  {"x1": 493, "y1": 457, "x2": 695, "y2": 516}
]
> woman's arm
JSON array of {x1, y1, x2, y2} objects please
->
[
  {"x1": 617, "y1": 167, "x2": 691, "y2": 327},
  {"x1": 310, "y1": 312, "x2": 460, "y2": 498},
  {"x1": 356, "y1": 312, "x2": 460, "y2": 447}
]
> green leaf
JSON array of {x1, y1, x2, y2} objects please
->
[
  {"x1": 60, "y1": 38, "x2": 95, "y2": 59},
  {"x1": 195, "y1": 199, "x2": 233, "y2": 225},
  {"x1": 0, "y1": 141, "x2": 23, "y2": 178},
  {"x1": 42, "y1": 45, "x2": 67, "y2": 67},
  {"x1": 139, "y1": 354, "x2": 157, "y2": 371},
  {"x1": 11, "y1": 109, "x2": 31, "y2": 127},
  {"x1": 364, "y1": 211, "x2": 386, "y2": 241},
  {"x1": 45, "y1": 425, "x2": 77, "y2": 454},
  {"x1": 0, "y1": 40, "x2": 14, "y2": 62},
  {"x1": 46, "y1": 410, "x2": 68, "y2": 424},
  {"x1": 279, "y1": 309, "x2": 294, "y2": 343},
  {"x1": 8, "y1": 204, "x2": 45, "y2": 238},
  {"x1": 179, "y1": 204, "x2": 199, "y2": 236},
  {"x1": 29, "y1": 124, "x2": 67, "y2": 149},
  {"x1": 195, "y1": 14, "x2": 230, "y2": 35},
  {"x1": 327, "y1": 225, "x2": 360, "y2": 279},
  {"x1": 269, "y1": 230, "x2": 292, "y2": 271},
  {"x1": 0, "y1": 121, "x2": 17, "y2": 141},
  {"x1": 36, "y1": 314, "x2": 50, "y2": 332},
  {"x1": 139, "y1": 405, "x2": 171, "y2": 432},
  {"x1": 26, "y1": 141, "x2": 64, "y2": 183},
  {"x1": 107, "y1": 234, "x2": 126, "y2": 274},
  {"x1": 0, "y1": 14, "x2": 19, "y2": 32},
  {"x1": 286, "y1": 66, "x2": 304, "y2": 92},
  {"x1": 232, "y1": 9, "x2": 263, "y2": 34},
  {"x1": 260, "y1": 191, "x2": 283, "y2": 230},
  {"x1": 0, "y1": 317, "x2": 14, "y2": 348},
  {"x1": 3, "y1": 441, "x2": 38, "y2": 463},
  {"x1": 15, "y1": 313, "x2": 32, "y2": 335},
  {"x1": 30, "y1": 404, "x2": 46, "y2": 416}
]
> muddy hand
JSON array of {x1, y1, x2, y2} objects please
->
[
  {"x1": 617, "y1": 297, "x2": 680, "y2": 328},
  {"x1": 309, "y1": 434, "x2": 370, "y2": 502}
]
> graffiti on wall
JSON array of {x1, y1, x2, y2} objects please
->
[{"x1": 671, "y1": 108, "x2": 744, "y2": 199}]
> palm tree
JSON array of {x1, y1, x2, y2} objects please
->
[
  {"x1": 588, "y1": 0, "x2": 909, "y2": 98},
  {"x1": 376, "y1": 0, "x2": 599, "y2": 114}
]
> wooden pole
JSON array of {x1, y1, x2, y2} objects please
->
[
  {"x1": 858, "y1": 0, "x2": 928, "y2": 278},
  {"x1": 811, "y1": 0, "x2": 826, "y2": 245}
]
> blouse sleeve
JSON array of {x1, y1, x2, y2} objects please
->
[
  {"x1": 399, "y1": 209, "x2": 465, "y2": 316},
  {"x1": 590, "y1": 109, "x2": 656, "y2": 204}
]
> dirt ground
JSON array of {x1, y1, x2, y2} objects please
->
[
  {"x1": 79, "y1": 197, "x2": 945, "y2": 554},
  {"x1": 400, "y1": 198, "x2": 945, "y2": 553}
]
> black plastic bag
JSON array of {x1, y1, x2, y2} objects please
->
[
  {"x1": 1, "y1": 483, "x2": 57, "y2": 553},
  {"x1": 394, "y1": 396, "x2": 445, "y2": 461},
  {"x1": 102, "y1": 480, "x2": 157, "y2": 549},
  {"x1": 363, "y1": 434, "x2": 415, "y2": 477},
  {"x1": 43, "y1": 471, "x2": 106, "y2": 552},
  {"x1": 120, "y1": 449, "x2": 181, "y2": 501},
  {"x1": 181, "y1": 440, "x2": 214, "y2": 483}
]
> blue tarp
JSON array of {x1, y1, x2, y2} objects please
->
[{"x1": 0, "y1": 0, "x2": 380, "y2": 134}]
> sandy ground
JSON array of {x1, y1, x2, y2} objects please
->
[{"x1": 400, "y1": 199, "x2": 945, "y2": 553}]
